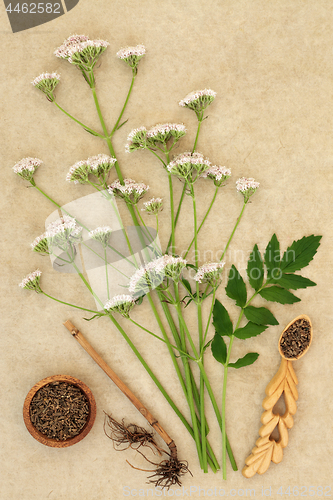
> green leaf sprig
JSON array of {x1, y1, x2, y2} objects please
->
[{"x1": 211, "y1": 233, "x2": 321, "y2": 479}]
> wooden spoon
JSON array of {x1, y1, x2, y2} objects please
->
[{"x1": 242, "y1": 315, "x2": 313, "y2": 478}]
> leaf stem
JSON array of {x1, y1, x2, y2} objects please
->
[
  {"x1": 220, "y1": 201, "x2": 246, "y2": 261},
  {"x1": 53, "y1": 101, "x2": 104, "y2": 138}
]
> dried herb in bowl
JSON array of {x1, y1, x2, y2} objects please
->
[
  {"x1": 279, "y1": 318, "x2": 311, "y2": 359},
  {"x1": 29, "y1": 381, "x2": 89, "y2": 441}
]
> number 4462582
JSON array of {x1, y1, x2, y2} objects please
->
[
  {"x1": 277, "y1": 486, "x2": 331, "y2": 496},
  {"x1": 6, "y1": 3, "x2": 61, "y2": 14}
]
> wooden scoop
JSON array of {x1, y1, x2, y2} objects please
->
[{"x1": 242, "y1": 315, "x2": 312, "y2": 478}]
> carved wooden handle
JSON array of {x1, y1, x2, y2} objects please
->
[{"x1": 242, "y1": 357, "x2": 298, "y2": 478}]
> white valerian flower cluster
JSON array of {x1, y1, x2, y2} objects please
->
[
  {"x1": 12, "y1": 157, "x2": 43, "y2": 183},
  {"x1": 194, "y1": 262, "x2": 225, "y2": 288},
  {"x1": 179, "y1": 89, "x2": 217, "y2": 113},
  {"x1": 142, "y1": 197, "x2": 163, "y2": 215},
  {"x1": 146, "y1": 123, "x2": 187, "y2": 146},
  {"x1": 54, "y1": 34, "x2": 109, "y2": 70},
  {"x1": 31, "y1": 216, "x2": 83, "y2": 254},
  {"x1": 116, "y1": 45, "x2": 146, "y2": 71},
  {"x1": 125, "y1": 126, "x2": 147, "y2": 153},
  {"x1": 129, "y1": 255, "x2": 187, "y2": 295},
  {"x1": 19, "y1": 269, "x2": 43, "y2": 293},
  {"x1": 236, "y1": 177, "x2": 260, "y2": 203},
  {"x1": 167, "y1": 152, "x2": 211, "y2": 182},
  {"x1": 125, "y1": 123, "x2": 186, "y2": 153},
  {"x1": 32, "y1": 72, "x2": 60, "y2": 101},
  {"x1": 66, "y1": 155, "x2": 116, "y2": 184},
  {"x1": 104, "y1": 294, "x2": 135, "y2": 318},
  {"x1": 201, "y1": 165, "x2": 232, "y2": 187},
  {"x1": 88, "y1": 226, "x2": 112, "y2": 248},
  {"x1": 108, "y1": 179, "x2": 149, "y2": 204}
]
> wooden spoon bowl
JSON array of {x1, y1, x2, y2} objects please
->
[
  {"x1": 278, "y1": 314, "x2": 313, "y2": 361},
  {"x1": 23, "y1": 374, "x2": 96, "y2": 448}
]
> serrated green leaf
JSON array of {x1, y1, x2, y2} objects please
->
[
  {"x1": 228, "y1": 352, "x2": 259, "y2": 369},
  {"x1": 280, "y1": 235, "x2": 322, "y2": 273},
  {"x1": 212, "y1": 299, "x2": 233, "y2": 337},
  {"x1": 233, "y1": 322, "x2": 268, "y2": 339},
  {"x1": 225, "y1": 265, "x2": 247, "y2": 308},
  {"x1": 243, "y1": 306, "x2": 279, "y2": 325},
  {"x1": 259, "y1": 286, "x2": 301, "y2": 304},
  {"x1": 247, "y1": 244, "x2": 264, "y2": 291},
  {"x1": 271, "y1": 273, "x2": 317, "y2": 290},
  {"x1": 264, "y1": 234, "x2": 280, "y2": 278},
  {"x1": 211, "y1": 334, "x2": 227, "y2": 365}
]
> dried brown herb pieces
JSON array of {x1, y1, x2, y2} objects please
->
[
  {"x1": 29, "y1": 382, "x2": 89, "y2": 440},
  {"x1": 279, "y1": 319, "x2": 311, "y2": 359}
]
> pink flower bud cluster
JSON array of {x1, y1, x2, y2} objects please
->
[
  {"x1": 13, "y1": 157, "x2": 43, "y2": 182},
  {"x1": 194, "y1": 262, "x2": 225, "y2": 287},
  {"x1": 236, "y1": 177, "x2": 260, "y2": 202},
  {"x1": 116, "y1": 45, "x2": 146, "y2": 71},
  {"x1": 66, "y1": 155, "x2": 115, "y2": 184},
  {"x1": 129, "y1": 255, "x2": 187, "y2": 295},
  {"x1": 54, "y1": 34, "x2": 109, "y2": 67},
  {"x1": 44, "y1": 215, "x2": 83, "y2": 249},
  {"x1": 32, "y1": 72, "x2": 60, "y2": 86},
  {"x1": 142, "y1": 197, "x2": 163, "y2": 215},
  {"x1": 167, "y1": 152, "x2": 211, "y2": 181},
  {"x1": 179, "y1": 89, "x2": 217, "y2": 112},
  {"x1": 108, "y1": 179, "x2": 149, "y2": 204},
  {"x1": 104, "y1": 294, "x2": 135, "y2": 318},
  {"x1": 19, "y1": 269, "x2": 43, "y2": 293},
  {"x1": 88, "y1": 226, "x2": 112, "y2": 247},
  {"x1": 201, "y1": 165, "x2": 231, "y2": 186}
]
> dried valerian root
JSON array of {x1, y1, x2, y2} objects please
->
[
  {"x1": 128, "y1": 449, "x2": 192, "y2": 489},
  {"x1": 104, "y1": 413, "x2": 162, "y2": 454}
]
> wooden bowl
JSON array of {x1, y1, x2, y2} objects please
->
[
  {"x1": 278, "y1": 314, "x2": 313, "y2": 361},
  {"x1": 23, "y1": 375, "x2": 96, "y2": 448}
]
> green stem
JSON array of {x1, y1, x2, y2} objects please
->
[
  {"x1": 184, "y1": 187, "x2": 219, "y2": 259},
  {"x1": 104, "y1": 248, "x2": 110, "y2": 300},
  {"x1": 166, "y1": 115, "x2": 203, "y2": 252},
  {"x1": 220, "y1": 201, "x2": 246, "y2": 261},
  {"x1": 203, "y1": 288, "x2": 216, "y2": 346},
  {"x1": 168, "y1": 173, "x2": 176, "y2": 254},
  {"x1": 109, "y1": 73, "x2": 136, "y2": 138},
  {"x1": 107, "y1": 313, "x2": 196, "y2": 440},
  {"x1": 53, "y1": 102, "x2": 104, "y2": 138},
  {"x1": 175, "y1": 296, "x2": 237, "y2": 471},
  {"x1": 42, "y1": 292, "x2": 100, "y2": 314}
]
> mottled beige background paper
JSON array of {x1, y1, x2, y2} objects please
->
[{"x1": 1, "y1": 1, "x2": 333, "y2": 499}]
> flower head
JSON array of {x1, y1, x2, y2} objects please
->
[
  {"x1": 66, "y1": 155, "x2": 116, "y2": 184},
  {"x1": 108, "y1": 179, "x2": 149, "y2": 204},
  {"x1": 236, "y1": 177, "x2": 260, "y2": 203},
  {"x1": 19, "y1": 269, "x2": 43, "y2": 293},
  {"x1": 12, "y1": 157, "x2": 43, "y2": 183},
  {"x1": 194, "y1": 262, "x2": 225, "y2": 288},
  {"x1": 179, "y1": 89, "x2": 216, "y2": 113},
  {"x1": 129, "y1": 255, "x2": 187, "y2": 295},
  {"x1": 125, "y1": 126, "x2": 147, "y2": 153},
  {"x1": 116, "y1": 45, "x2": 146, "y2": 72},
  {"x1": 142, "y1": 197, "x2": 163, "y2": 215},
  {"x1": 146, "y1": 123, "x2": 186, "y2": 147},
  {"x1": 88, "y1": 226, "x2": 112, "y2": 247},
  {"x1": 201, "y1": 165, "x2": 231, "y2": 187},
  {"x1": 32, "y1": 72, "x2": 60, "y2": 101},
  {"x1": 55, "y1": 34, "x2": 109, "y2": 70},
  {"x1": 87, "y1": 154, "x2": 116, "y2": 177},
  {"x1": 66, "y1": 160, "x2": 91, "y2": 184},
  {"x1": 167, "y1": 152, "x2": 211, "y2": 182},
  {"x1": 45, "y1": 215, "x2": 82, "y2": 250},
  {"x1": 104, "y1": 294, "x2": 135, "y2": 318},
  {"x1": 31, "y1": 233, "x2": 50, "y2": 254}
]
